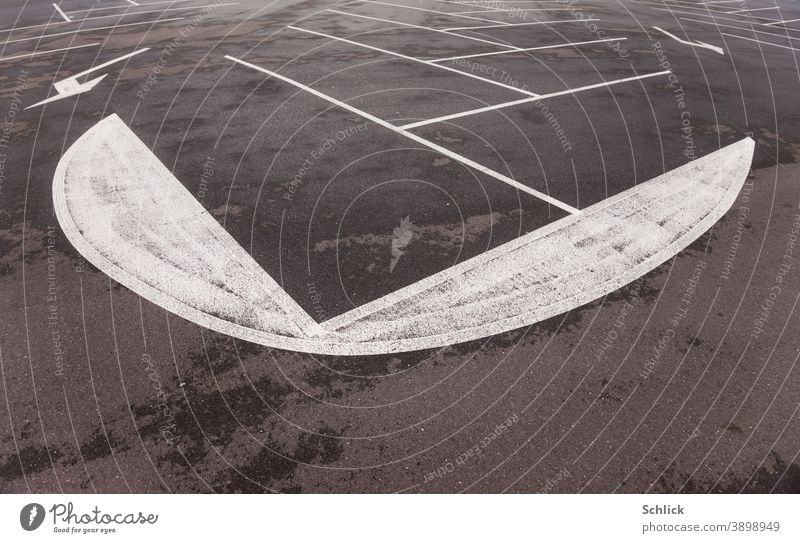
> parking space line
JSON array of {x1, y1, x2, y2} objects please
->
[
  {"x1": 721, "y1": 32, "x2": 800, "y2": 52},
  {"x1": 225, "y1": 54, "x2": 579, "y2": 214},
  {"x1": 67, "y1": 0, "x2": 197, "y2": 13},
  {"x1": 326, "y1": 9, "x2": 520, "y2": 49},
  {"x1": 352, "y1": 1, "x2": 512, "y2": 24},
  {"x1": 444, "y1": 20, "x2": 597, "y2": 31},
  {"x1": 449, "y1": 0, "x2": 566, "y2": 4},
  {"x1": 0, "y1": 42, "x2": 98, "y2": 63},
  {"x1": 679, "y1": 17, "x2": 800, "y2": 38},
  {"x1": 53, "y1": 3, "x2": 72, "y2": 22},
  {"x1": 634, "y1": 0, "x2": 729, "y2": 13},
  {"x1": 764, "y1": 18, "x2": 800, "y2": 27},
  {"x1": 71, "y1": 3, "x2": 238, "y2": 23},
  {"x1": 288, "y1": 26, "x2": 541, "y2": 97},
  {"x1": 1, "y1": 17, "x2": 185, "y2": 46},
  {"x1": 429, "y1": 37, "x2": 627, "y2": 62},
  {"x1": 725, "y1": 7, "x2": 781, "y2": 14},
  {"x1": 454, "y1": 8, "x2": 572, "y2": 13},
  {"x1": 648, "y1": 7, "x2": 776, "y2": 24},
  {"x1": 400, "y1": 70, "x2": 671, "y2": 129},
  {"x1": 0, "y1": 20, "x2": 66, "y2": 34}
]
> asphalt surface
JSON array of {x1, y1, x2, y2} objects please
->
[{"x1": 1, "y1": 0, "x2": 799, "y2": 492}]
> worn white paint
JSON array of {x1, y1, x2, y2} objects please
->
[
  {"x1": 55, "y1": 114, "x2": 754, "y2": 355},
  {"x1": 653, "y1": 26, "x2": 724, "y2": 54},
  {"x1": 54, "y1": 115, "x2": 327, "y2": 346}
]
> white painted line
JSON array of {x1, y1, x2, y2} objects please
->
[
  {"x1": 1, "y1": 17, "x2": 185, "y2": 46},
  {"x1": 634, "y1": 0, "x2": 729, "y2": 12},
  {"x1": 680, "y1": 17, "x2": 800, "y2": 39},
  {"x1": 53, "y1": 3, "x2": 72, "y2": 22},
  {"x1": 764, "y1": 18, "x2": 800, "y2": 27},
  {"x1": 225, "y1": 54, "x2": 578, "y2": 214},
  {"x1": 351, "y1": 0, "x2": 512, "y2": 24},
  {"x1": 726, "y1": 7, "x2": 782, "y2": 14},
  {"x1": 289, "y1": 25, "x2": 540, "y2": 97},
  {"x1": 67, "y1": 0, "x2": 197, "y2": 13},
  {"x1": 429, "y1": 37, "x2": 626, "y2": 62},
  {"x1": 445, "y1": 19, "x2": 597, "y2": 31},
  {"x1": 721, "y1": 32, "x2": 800, "y2": 53},
  {"x1": 0, "y1": 42, "x2": 98, "y2": 63},
  {"x1": 459, "y1": 8, "x2": 572, "y2": 12},
  {"x1": 653, "y1": 25, "x2": 724, "y2": 54},
  {"x1": 27, "y1": 48, "x2": 149, "y2": 109},
  {"x1": 71, "y1": 3, "x2": 238, "y2": 23},
  {"x1": 448, "y1": 0, "x2": 566, "y2": 3},
  {"x1": 126, "y1": 0, "x2": 140, "y2": 5},
  {"x1": 326, "y1": 9, "x2": 519, "y2": 49},
  {"x1": 455, "y1": 8, "x2": 572, "y2": 13},
  {"x1": 400, "y1": 70, "x2": 671, "y2": 129},
  {"x1": 0, "y1": 21, "x2": 66, "y2": 35},
  {"x1": 649, "y1": 7, "x2": 776, "y2": 24}
]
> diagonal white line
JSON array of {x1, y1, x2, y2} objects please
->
[
  {"x1": 400, "y1": 70, "x2": 671, "y2": 129},
  {"x1": 67, "y1": 47, "x2": 149, "y2": 82},
  {"x1": 225, "y1": 54, "x2": 579, "y2": 214},
  {"x1": 721, "y1": 32, "x2": 800, "y2": 52},
  {"x1": 0, "y1": 42, "x2": 98, "y2": 63},
  {"x1": 67, "y1": 0, "x2": 197, "y2": 13},
  {"x1": 53, "y1": 3, "x2": 72, "y2": 22},
  {"x1": 327, "y1": 9, "x2": 519, "y2": 49},
  {"x1": 445, "y1": 19, "x2": 597, "y2": 31},
  {"x1": 679, "y1": 16, "x2": 800, "y2": 38},
  {"x1": 288, "y1": 25, "x2": 540, "y2": 97},
  {"x1": 763, "y1": 17, "x2": 800, "y2": 26},
  {"x1": 456, "y1": 8, "x2": 572, "y2": 13},
  {"x1": 725, "y1": 7, "x2": 781, "y2": 13},
  {"x1": 429, "y1": 37, "x2": 627, "y2": 62},
  {"x1": 69, "y1": 3, "x2": 239, "y2": 23},
  {"x1": 0, "y1": 17, "x2": 185, "y2": 46}
]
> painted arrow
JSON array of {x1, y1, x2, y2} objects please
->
[{"x1": 26, "y1": 48, "x2": 149, "y2": 110}]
